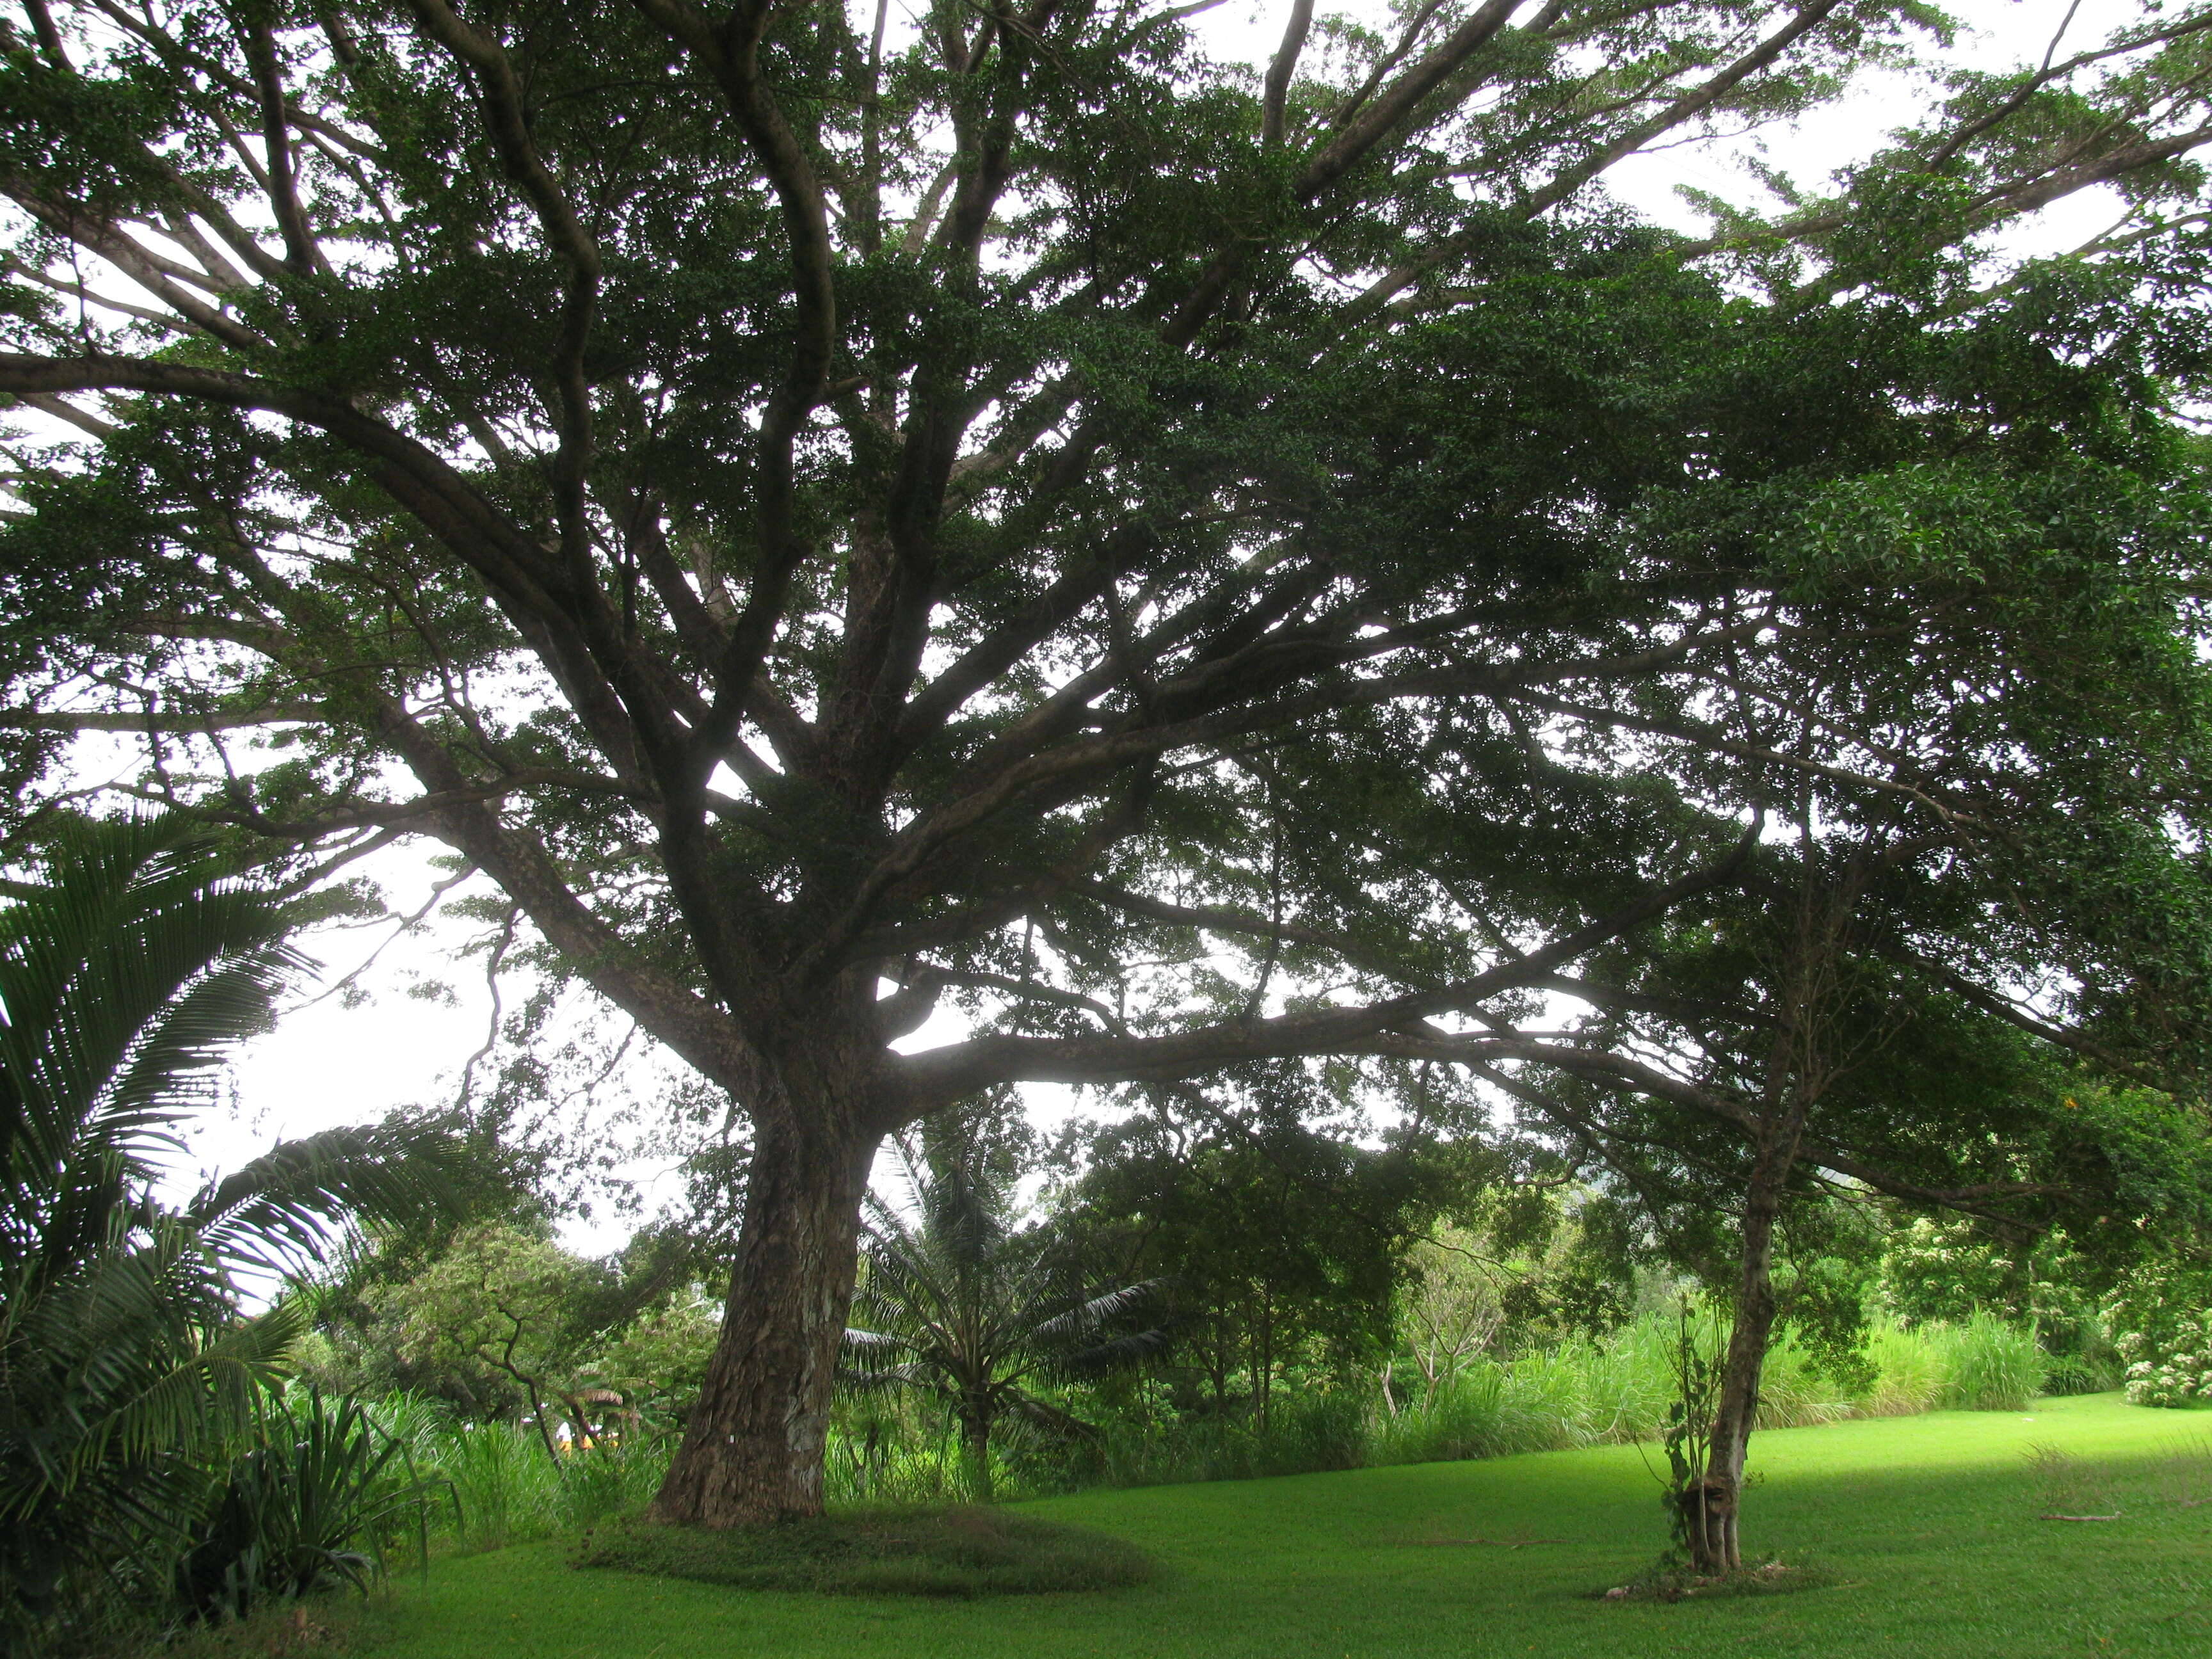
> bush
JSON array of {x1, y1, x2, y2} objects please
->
[
  {"x1": 2040, "y1": 1355, "x2": 2116, "y2": 1397},
  {"x1": 176, "y1": 1391, "x2": 446, "y2": 1623},
  {"x1": 2106, "y1": 1261, "x2": 2212, "y2": 1409}
]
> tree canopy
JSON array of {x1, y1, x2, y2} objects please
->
[{"x1": 6, "y1": 0, "x2": 2212, "y2": 1523}]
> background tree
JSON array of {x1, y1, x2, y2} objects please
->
[
  {"x1": 1052, "y1": 1075, "x2": 1443, "y2": 1427},
  {"x1": 844, "y1": 1135, "x2": 1161, "y2": 1500},
  {"x1": 310, "y1": 1220, "x2": 715, "y2": 1454},
  {"x1": 1434, "y1": 817, "x2": 2212, "y2": 1569},
  {"x1": 7, "y1": 0, "x2": 2212, "y2": 1526},
  {"x1": 1388, "y1": 1228, "x2": 1505, "y2": 1416}
]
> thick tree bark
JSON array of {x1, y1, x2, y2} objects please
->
[{"x1": 650, "y1": 1109, "x2": 879, "y2": 1526}]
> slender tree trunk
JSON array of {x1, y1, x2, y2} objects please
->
[
  {"x1": 651, "y1": 1109, "x2": 879, "y2": 1526},
  {"x1": 524, "y1": 1379, "x2": 563, "y2": 1468},
  {"x1": 1248, "y1": 1285, "x2": 1275, "y2": 1432},
  {"x1": 1694, "y1": 1123, "x2": 1802, "y2": 1572},
  {"x1": 1209, "y1": 1313, "x2": 1230, "y2": 1414},
  {"x1": 1682, "y1": 849, "x2": 1861, "y2": 1572}
]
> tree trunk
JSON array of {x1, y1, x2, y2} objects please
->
[
  {"x1": 524, "y1": 1379, "x2": 563, "y2": 1468},
  {"x1": 1693, "y1": 1126, "x2": 1799, "y2": 1573},
  {"x1": 650, "y1": 1111, "x2": 878, "y2": 1526},
  {"x1": 961, "y1": 1400, "x2": 994, "y2": 1503}
]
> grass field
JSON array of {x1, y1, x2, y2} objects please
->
[{"x1": 360, "y1": 1393, "x2": 2210, "y2": 1659}]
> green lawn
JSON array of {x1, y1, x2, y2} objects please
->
[{"x1": 366, "y1": 1394, "x2": 2211, "y2": 1659}]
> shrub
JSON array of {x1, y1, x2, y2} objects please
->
[
  {"x1": 175, "y1": 1391, "x2": 446, "y2": 1623},
  {"x1": 2106, "y1": 1261, "x2": 2212, "y2": 1409},
  {"x1": 2039, "y1": 1355, "x2": 2115, "y2": 1397}
]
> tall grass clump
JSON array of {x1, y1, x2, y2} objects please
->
[
  {"x1": 433, "y1": 1424, "x2": 553, "y2": 1550},
  {"x1": 1930, "y1": 1312, "x2": 2048, "y2": 1411},
  {"x1": 1859, "y1": 1318, "x2": 1946, "y2": 1415},
  {"x1": 551, "y1": 1441, "x2": 673, "y2": 1534},
  {"x1": 1366, "y1": 1311, "x2": 2051, "y2": 1477},
  {"x1": 376, "y1": 1411, "x2": 675, "y2": 1553},
  {"x1": 1373, "y1": 1366, "x2": 1511, "y2": 1463},
  {"x1": 1747, "y1": 1336, "x2": 1861, "y2": 1428},
  {"x1": 1372, "y1": 1329, "x2": 1677, "y2": 1466}
]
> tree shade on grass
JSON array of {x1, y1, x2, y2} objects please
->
[{"x1": 359, "y1": 1394, "x2": 2211, "y2": 1658}]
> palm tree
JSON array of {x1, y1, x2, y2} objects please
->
[
  {"x1": 0, "y1": 815, "x2": 461, "y2": 1652},
  {"x1": 843, "y1": 1141, "x2": 1162, "y2": 1500}
]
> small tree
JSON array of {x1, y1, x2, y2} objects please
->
[
  {"x1": 844, "y1": 1141, "x2": 1159, "y2": 1500},
  {"x1": 318, "y1": 1221, "x2": 716, "y2": 1455},
  {"x1": 1389, "y1": 1229, "x2": 1503, "y2": 1416}
]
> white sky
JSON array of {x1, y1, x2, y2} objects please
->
[{"x1": 177, "y1": 0, "x2": 2126, "y2": 1251}]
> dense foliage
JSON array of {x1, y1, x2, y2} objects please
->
[
  {"x1": 843, "y1": 1135, "x2": 1162, "y2": 1498},
  {"x1": 6, "y1": 0, "x2": 2212, "y2": 1535},
  {"x1": 309, "y1": 1222, "x2": 719, "y2": 1451},
  {"x1": 0, "y1": 817, "x2": 461, "y2": 1653},
  {"x1": 2108, "y1": 1260, "x2": 2212, "y2": 1409}
]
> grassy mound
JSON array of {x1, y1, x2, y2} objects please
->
[{"x1": 573, "y1": 1505, "x2": 1158, "y2": 1598}]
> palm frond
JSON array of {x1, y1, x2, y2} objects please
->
[
  {"x1": 2, "y1": 816, "x2": 307, "y2": 1187},
  {"x1": 188, "y1": 1120, "x2": 470, "y2": 1274},
  {"x1": 842, "y1": 1148, "x2": 1166, "y2": 1456},
  {"x1": 1043, "y1": 1327, "x2": 1174, "y2": 1382},
  {"x1": 81, "y1": 1302, "x2": 303, "y2": 1477},
  {"x1": 0, "y1": 814, "x2": 470, "y2": 1630},
  {"x1": 1032, "y1": 1279, "x2": 1164, "y2": 1341}
]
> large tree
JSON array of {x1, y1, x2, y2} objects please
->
[{"x1": 5, "y1": 0, "x2": 2212, "y2": 1525}]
